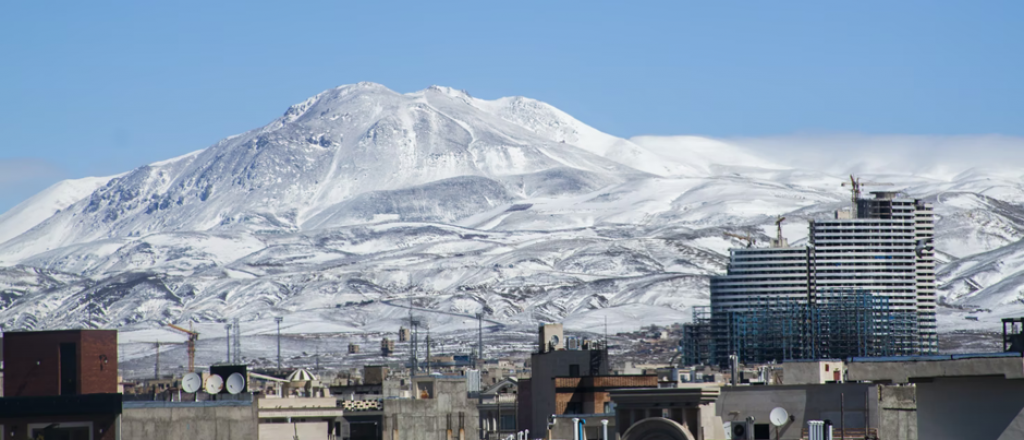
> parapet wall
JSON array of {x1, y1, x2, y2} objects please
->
[{"x1": 122, "y1": 400, "x2": 258, "y2": 440}]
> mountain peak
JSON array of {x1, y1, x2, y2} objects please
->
[{"x1": 422, "y1": 85, "x2": 472, "y2": 99}]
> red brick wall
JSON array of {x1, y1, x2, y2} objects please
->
[
  {"x1": 79, "y1": 330, "x2": 118, "y2": 394},
  {"x1": 2, "y1": 330, "x2": 117, "y2": 397},
  {"x1": 553, "y1": 375, "x2": 658, "y2": 415},
  {"x1": 4, "y1": 332, "x2": 72, "y2": 397}
]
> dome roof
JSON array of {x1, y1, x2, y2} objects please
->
[{"x1": 286, "y1": 368, "x2": 318, "y2": 382}]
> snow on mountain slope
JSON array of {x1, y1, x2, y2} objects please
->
[
  {"x1": 2, "y1": 82, "x2": 1024, "y2": 342},
  {"x1": 630, "y1": 136, "x2": 785, "y2": 175},
  {"x1": 0, "y1": 175, "x2": 115, "y2": 245}
]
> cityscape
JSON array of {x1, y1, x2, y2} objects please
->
[{"x1": 2, "y1": 2, "x2": 1024, "y2": 440}]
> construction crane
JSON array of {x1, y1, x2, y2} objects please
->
[
  {"x1": 841, "y1": 175, "x2": 893, "y2": 215},
  {"x1": 773, "y1": 216, "x2": 786, "y2": 247},
  {"x1": 136, "y1": 341, "x2": 186, "y2": 379},
  {"x1": 723, "y1": 232, "x2": 755, "y2": 248},
  {"x1": 167, "y1": 323, "x2": 200, "y2": 373}
]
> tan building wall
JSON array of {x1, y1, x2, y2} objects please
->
[{"x1": 782, "y1": 360, "x2": 844, "y2": 385}]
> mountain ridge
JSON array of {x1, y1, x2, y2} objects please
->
[{"x1": 1, "y1": 82, "x2": 1023, "y2": 340}]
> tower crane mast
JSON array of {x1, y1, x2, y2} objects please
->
[
  {"x1": 167, "y1": 323, "x2": 200, "y2": 373},
  {"x1": 841, "y1": 175, "x2": 893, "y2": 216}
]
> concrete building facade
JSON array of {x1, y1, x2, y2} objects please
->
[
  {"x1": 382, "y1": 377, "x2": 479, "y2": 440},
  {"x1": 705, "y1": 191, "x2": 937, "y2": 364},
  {"x1": 847, "y1": 353, "x2": 1024, "y2": 440},
  {"x1": 122, "y1": 400, "x2": 258, "y2": 440},
  {"x1": 812, "y1": 192, "x2": 936, "y2": 354}
]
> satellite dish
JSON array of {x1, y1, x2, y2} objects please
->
[
  {"x1": 205, "y1": 374, "x2": 224, "y2": 394},
  {"x1": 181, "y1": 372, "x2": 202, "y2": 393},
  {"x1": 769, "y1": 407, "x2": 790, "y2": 427},
  {"x1": 226, "y1": 372, "x2": 246, "y2": 394},
  {"x1": 550, "y1": 335, "x2": 560, "y2": 346}
]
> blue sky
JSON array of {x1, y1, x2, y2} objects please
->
[{"x1": 1, "y1": 1, "x2": 1022, "y2": 213}]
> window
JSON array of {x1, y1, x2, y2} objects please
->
[
  {"x1": 60, "y1": 343, "x2": 78, "y2": 396},
  {"x1": 569, "y1": 364, "x2": 580, "y2": 377},
  {"x1": 501, "y1": 415, "x2": 515, "y2": 430}
]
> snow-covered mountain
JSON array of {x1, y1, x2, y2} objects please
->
[{"x1": 2, "y1": 82, "x2": 1023, "y2": 341}]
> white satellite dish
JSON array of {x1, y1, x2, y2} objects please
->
[
  {"x1": 181, "y1": 372, "x2": 202, "y2": 393},
  {"x1": 769, "y1": 407, "x2": 790, "y2": 427},
  {"x1": 226, "y1": 372, "x2": 246, "y2": 394},
  {"x1": 205, "y1": 374, "x2": 224, "y2": 394}
]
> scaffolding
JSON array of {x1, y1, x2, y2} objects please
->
[
  {"x1": 711, "y1": 289, "x2": 918, "y2": 365},
  {"x1": 681, "y1": 306, "x2": 715, "y2": 366}
]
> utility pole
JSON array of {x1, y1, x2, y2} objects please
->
[
  {"x1": 604, "y1": 316, "x2": 608, "y2": 348},
  {"x1": 477, "y1": 312, "x2": 484, "y2": 440},
  {"x1": 232, "y1": 317, "x2": 241, "y2": 364},
  {"x1": 225, "y1": 323, "x2": 232, "y2": 363},
  {"x1": 154, "y1": 342, "x2": 160, "y2": 379},
  {"x1": 275, "y1": 317, "x2": 283, "y2": 369},
  {"x1": 477, "y1": 312, "x2": 484, "y2": 366}
]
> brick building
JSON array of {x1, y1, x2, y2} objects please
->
[
  {"x1": 518, "y1": 324, "x2": 659, "y2": 437},
  {"x1": 554, "y1": 375, "x2": 657, "y2": 415},
  {"x1": 0, "y1": 329, "x2": 121, "y2": 440}
]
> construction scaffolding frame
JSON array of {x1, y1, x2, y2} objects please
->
[
  {"x1": 711, "y1": 289, "x2": 918, "y2": 365},
  {"x1": 681, "y1": 306, "x2": 715, "y2": 366}
]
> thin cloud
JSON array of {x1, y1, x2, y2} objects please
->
[
  {"x1": 0, "y1": 158, "x2": 67, "y2": 213},
  {"x1": 718, "y1": 134, "x2": 1024, "y2": 180},
  {"x1": 0, "y1": 158, "x2": 67, "y2": 187}
]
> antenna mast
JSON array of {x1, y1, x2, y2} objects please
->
[{"x1": 232, "y1": 318, "x2": 242, "y2": 364}]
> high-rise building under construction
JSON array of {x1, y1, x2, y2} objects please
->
[{"x1": 693, "y1": 190, "x2": 936, "y2": 365}]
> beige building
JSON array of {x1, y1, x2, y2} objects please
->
[
  {"x1": 781, "y1": 359, "x2": 844, "y2": 385},
  {"x1": 258, "y1": 396, "x2": 344, "y2": 440}
]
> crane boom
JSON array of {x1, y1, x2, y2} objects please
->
[
  {"x1": 723, "y1": 232, "x2": 755, "y2": 248},
  {"x1": 167, "y1": 324, "x2": 200, "y2": 373},
  {"x1": 841, "y1": 175, "x2": 893, "y2": 215}
]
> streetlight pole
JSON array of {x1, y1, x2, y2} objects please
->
[{"x1": 275, "y1": 317, "x2": 283, "y2": 370}]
